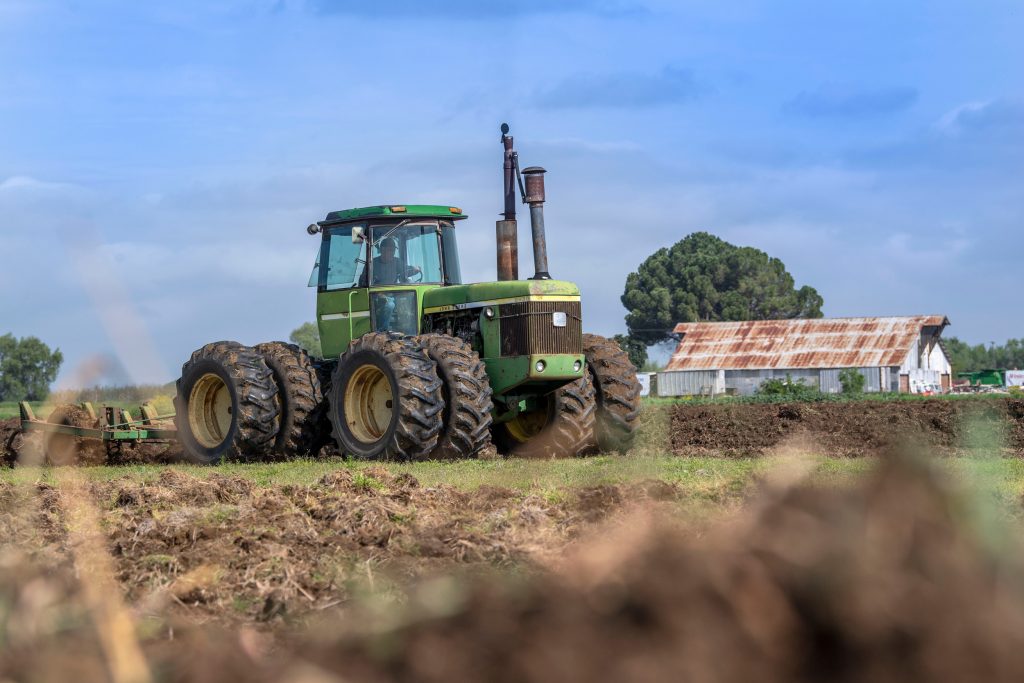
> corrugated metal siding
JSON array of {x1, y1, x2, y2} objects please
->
[
  {"x1": 723, "y1": 369, "x2": 820, "y2": 396},
  {"x1": 859, "y1": 368, "x2": 882, "y2": 392},
  {"x1": 725, "y1": 369, "x2": 770, "y2": 396},
  {"x1": 657, "y1": 370, "x2": 724, "y2": 397},
  {"x1": 669, "y1": 315, "x2": 949, "y2": 371},
  {"x1": 819, "y1": 368, "x2": 888, "y2": 393},
  {"x1": 820, "y1": 369, "x2": 841, "y2": 393}
]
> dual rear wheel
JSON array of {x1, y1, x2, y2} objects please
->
[{"x1": 175, "y1": 341, "x2": 321, "y2": 464}]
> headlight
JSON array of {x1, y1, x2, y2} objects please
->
[
  {"x1": 535, "y1": 360, "x2": 546, "y2": 373},
  {"x1": 484, "y1": 307, "x2": 495, "y2": 319},
  {"x1": 573, "y1": 360, "x2": 583, "y2": 372}
]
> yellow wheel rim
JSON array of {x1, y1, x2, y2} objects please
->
[
  {"x1": 505, "y1": 408, "x2": 549, "y2": 443},
  {"x1": 188, "y1": 373, "x2": 232, "y2": 448},
  {"x1": 344, "y1": 364, "x2": 394, "y2": 443}
]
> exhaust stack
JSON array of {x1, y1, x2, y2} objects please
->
[
  {"x1": 523, "y1": 166, "x2": 550, "y2": 280},
  {"x1": 496, "y1": 124, "x2": 519, "y2": 281}
]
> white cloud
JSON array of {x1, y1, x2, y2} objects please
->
[
  {"x1": 935, "y1": 101, "x2": 992, "y2": 133},
  {"x1": 0, "y1": 175, "x2": 80, "y2": 194}
]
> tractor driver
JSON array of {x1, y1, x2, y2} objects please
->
[{"x1": 371, "y1": 238, "x2": 421, "y2": 285}]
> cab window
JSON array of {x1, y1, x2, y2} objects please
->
[{"x1": 307, "y1": 225, "x2": 368, "y2": 290}]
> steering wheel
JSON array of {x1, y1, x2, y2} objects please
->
[{"x1": 408, "y1": 268, "x2": 424, "y2": 283}]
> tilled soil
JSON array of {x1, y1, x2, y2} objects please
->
[
  {"x1": 672, "y1": 398, "x2": 1024, "y2": 457},
  {"x1": 5, "y1": 454, "x2": 1024, "y2": 682},
  {"x1": 2, "y1": 467, "x2": 682, "y2": 629}
]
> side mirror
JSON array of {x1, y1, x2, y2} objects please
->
[{"x1": 352, "y1": 226, "x2": 365, "y2": 244}]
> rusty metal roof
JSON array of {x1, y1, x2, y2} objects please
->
[{"x1": 667, "y1": 316, "x2": 950, "y2": 371}]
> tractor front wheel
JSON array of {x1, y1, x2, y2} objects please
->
[
  {"x1": 328, "y1": 333, "x2": 444, "y2": 460},
  {"x1": 583, "y1": 333, "x2": 642, "y2": 452},
  {"x1": 493, "y1": 373, "x2": 597, "y2": 458}
]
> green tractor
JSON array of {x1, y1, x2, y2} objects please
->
[{"x1": 174, "y1": 125, "x2": 641, "y2": 463}]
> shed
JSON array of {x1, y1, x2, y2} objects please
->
[{"x1": 661, "y1": 316, "x2": 951, "y2": 396}]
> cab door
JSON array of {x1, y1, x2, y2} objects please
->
[{"x1": 312, "y1": 225, "x2": 372, "y2": 358}]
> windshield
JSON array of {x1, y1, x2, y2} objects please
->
[{"x1": 363, "y1": 222, "x2": 456, "y2": 286}]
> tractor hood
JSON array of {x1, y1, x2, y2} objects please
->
[{"x1": 422, "y1": 279, "x2": 580, "y2": 314}]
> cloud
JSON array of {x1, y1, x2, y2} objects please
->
[
  {"x1": 0, "y1": 175, "x2": 82, "y2": 195},
  {"x1": 307, "y1": 0, "x2": 644, "y2": 19},
  {"x1": 936, "y1": 99, "x2": 1024, "y2": 134},
  {"x1": 848, "y1": 98, "x2": 1024, "y2": 171},
  {"x1": 785, "y1": 85, "x2": 918, "y2": 118},
  {"x1": 535, "y1": 66, "x2": 706, "y2": 109}
]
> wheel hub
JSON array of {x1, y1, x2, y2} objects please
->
[
  {"x1": 505, "y1": 407, "x2": 550, "y2": 443},
  {"x1": 189, "y1": 373, "x2": 232, "y2": 448},
  {"x1": 345, "y1": 364, "x2": 394, "y2": 443}
]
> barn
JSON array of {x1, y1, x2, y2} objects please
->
[{"x1": 660, "y1": 315, "x2": 952, "y2": 396}]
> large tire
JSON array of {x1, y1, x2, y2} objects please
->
[
  {"x1": 174, "y1": 342, "x2": 280, "y2": 464},
  {"x1": 328, "y1": 333, "x2": 444, "y2": 461},
  {"x1": 418, "y1": 334, "x2": 494, "y2": 459},
  {"x1": 254, "y1": 342, "x2": 323, "y2": 458},
  {"x1": 493, "y1": 373, "x2": 597, "y2": 459},
  {"x1": 584, "y1": 333, "x2": 642, "y2": 453}
]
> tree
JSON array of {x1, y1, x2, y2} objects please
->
[
  {"x1": 289, "y1": 322, "x2": 322, "y2": 359},
  {"x1": 621, "y1": 232, "x2": 824, "y2": 345},
  {"x1": 612, "y1": 334, "x2": 648, "y2": 370},
  {"x1": 0, "y1": 334, "x2": 64, "y2": 401},
  {"x1": 839, "y1": 368, "x2": 865, "y2": 395}
]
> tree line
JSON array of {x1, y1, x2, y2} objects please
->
[{"x1": 944, "y1": 337, "x2": 1024, "y2": 373}]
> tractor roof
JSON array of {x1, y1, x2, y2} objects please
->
[{"x1": 323, "y1": 205, "x2": 468, "y2": 223}]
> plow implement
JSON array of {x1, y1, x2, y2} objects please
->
[
  {"x1": 17, "y1": 401, "x2": 178, "y2": 465},
  {"x1": 19, "y1": 402, "x2": 177, "y2": 442}
]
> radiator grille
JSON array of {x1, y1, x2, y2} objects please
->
[{"x1": 499, "y1": 301, "x2": 582, "y2": 356}]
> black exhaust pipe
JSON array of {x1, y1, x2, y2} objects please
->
[
  {"x1": 523, "y1": 166, "x2": 550, "y2": 280},
  {"x1": 496, "y1": 124, "x2": 519, "y2": 281}
]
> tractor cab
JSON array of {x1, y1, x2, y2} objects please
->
[{"x1": 308, "y1": 205, "x2": 466, "y2": 356}]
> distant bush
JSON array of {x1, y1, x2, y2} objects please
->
[
  {"x1": 839, "y1": 368, "x2": 866, "y2": 395},
  {"x1": 756, "y1": 375, "x2": 822, "y2": 401}
]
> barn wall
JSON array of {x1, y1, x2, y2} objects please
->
[{"x1": 656, "y1": 370, "x2": 725, "y2": 397}]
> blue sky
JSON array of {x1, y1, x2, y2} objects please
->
[{"x1": 0, "y1": 0, "x2": 1021, "y2": 385}]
